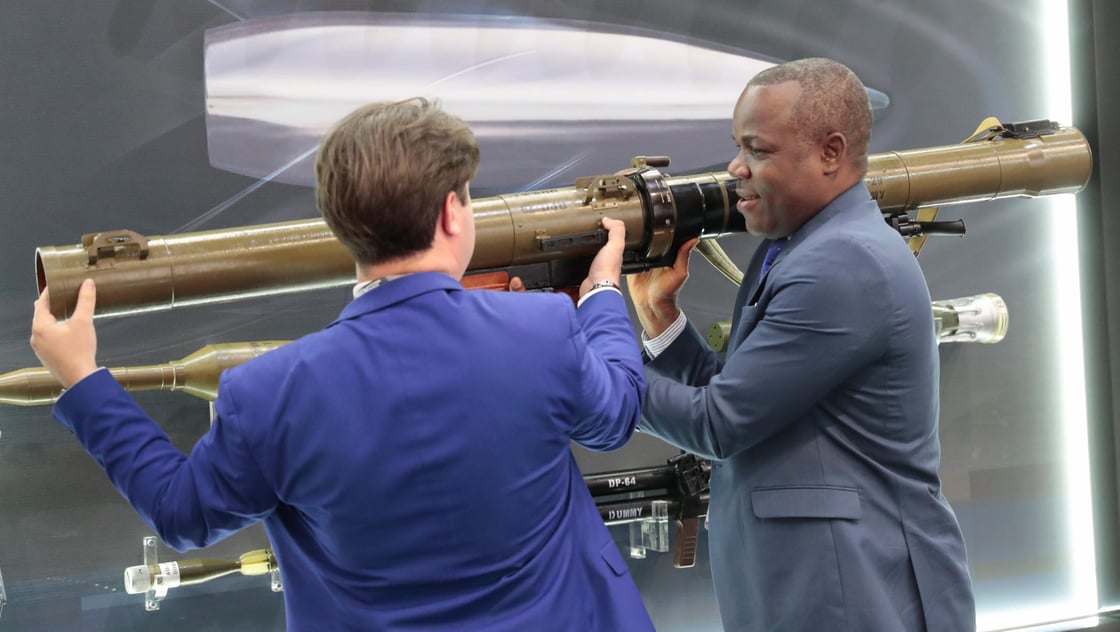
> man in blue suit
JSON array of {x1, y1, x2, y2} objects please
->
[
  {"x1": 627, "y1": 58, "x2": 976, "y2": 631},
  {"x1": 31, "y1": 99, "x2": 654, "y2": 631}
]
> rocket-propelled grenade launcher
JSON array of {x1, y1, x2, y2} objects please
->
[{"x1": 36, "y1": 120, "x2": 1091, "y2": 319}]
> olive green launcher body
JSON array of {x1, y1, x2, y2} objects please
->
[{"x1": 36, "y1": 122, "x2": 1092, "y2": 320}]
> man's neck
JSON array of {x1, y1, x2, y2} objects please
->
[{"x1": 355, "y1": 251, "x2": 459, "y2": 283}]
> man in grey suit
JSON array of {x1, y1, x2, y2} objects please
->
[{"x1": 626, "y1": 58, "x2": 976, "y2": 631}]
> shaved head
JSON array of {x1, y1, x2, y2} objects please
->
[{"x1": 747, "y1": 58, "x2": 872, "y2": 173}]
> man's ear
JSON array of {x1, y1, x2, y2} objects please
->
[
  {"x1": 820, "y1": 132, "x2": 847, "y2": 175},
  {"x1": 440, "y1": 190, "x2": 465, "y2": 237}
]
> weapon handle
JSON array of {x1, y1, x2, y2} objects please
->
[
  {"x1": 673, "y1": 517, "x2": 700, "y2": 568},
  {"x1": 461, "y1": 270, "x2": 512, "y2": 291},
  {"x1": 461, "y1": 267, "x2": 580, "y2": 303}
]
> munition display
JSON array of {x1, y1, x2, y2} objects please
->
[
  {"x1": 113, "y1": 457, "x2": 705, "y2": 612},
  {"x1": 589, "y1": 453, "x2": 710, "y2": 568},
  {"x1": 707, "y1": 293, "x2": 1011, "y2": 352},
  {"x1": 932, "y1": 293, "x2": 1009, "y2": 344},
  {"x1": 36, "y1": 121, "x2": 1091, "y2": 319},
  {"x1": 0, "y1": 292, "x2": 1007, "y2": 407},
  {"x1": 0, "y1": 342, "x2": 288, "y2": 406},
  {"x1": 123, "y1": 548, "x2": 276, "y2": 595}
]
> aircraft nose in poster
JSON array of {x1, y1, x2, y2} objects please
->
[{"x1": 202, "y1": 12, "x2": 889, "y2": 194}]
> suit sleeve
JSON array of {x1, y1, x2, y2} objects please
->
[
  {"x1": 566, "y1": 289, "x2": 646, "y2": 451},
  {"x1": 639, "y1": 239, "x2": 892, "y2": 460},
  {"x1": 645, "y1": 319, "x2": 723, "y2": 386},
  {"x1": 52, "y1": 369, "x2": 278, "y2": 552}
]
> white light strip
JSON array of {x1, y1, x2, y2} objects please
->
[
  {"x1": 977, "y1": 1, "x2": 1095, "y2": 630},
  {"x1": 1005, "y1": 615, "x2": 1100, "y2": 632},
  {"x1": 1043, "y1": 0, "x2": 1097, "y2": 620}
]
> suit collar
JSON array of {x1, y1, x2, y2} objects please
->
[
  {"x1": 329, "y1": 271, "x2": 461, "y2": 327},
  {"x1": 733, "y1": 182, "x2": 877, "y2": 351},
  {"x1": 744, "y1": 182, "x2": 874, "y2": 297},
  {"x1": 768, "y1": 181, "x2": 876, "y2": 264}
]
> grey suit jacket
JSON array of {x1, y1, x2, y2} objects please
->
[{"x1": 640, "y1": 183, "x2": 976, "y2": 631}]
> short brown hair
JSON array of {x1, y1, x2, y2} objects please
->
[
  {"x1": 314, "y1": 98, "x2": 480, "y2": 265},
  {"x1": 749, "y1": 58, "x2": 872, "y2": 173}
]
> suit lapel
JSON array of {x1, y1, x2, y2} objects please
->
[{"x1": 728, "y1": 242, "x2": 770, "y2": 351}]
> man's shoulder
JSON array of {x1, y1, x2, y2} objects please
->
[
  {"x1": 468, "y1": 287, "x2": 578, "y2": 317},
  {"x1": 806, "y1": 206, "x2": 917, "y2": 265},
  {"x1": 220, "y1": 328, "x2": 335, "y2": 387}
]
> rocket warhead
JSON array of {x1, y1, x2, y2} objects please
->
[{"x1": 0, "y1": 341, "x2": 289, "y2": 406}]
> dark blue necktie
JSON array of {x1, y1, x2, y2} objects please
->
[{"x1": 760, "y1": 239, "x2": 786, "y2": 276}]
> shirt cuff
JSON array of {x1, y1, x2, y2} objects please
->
[
  {"x1": 642, "y1": 311, "x2": 687, "y2": 358},
  {"x1": 576, "y1": 285, "x2": 622, "y2": 308}
]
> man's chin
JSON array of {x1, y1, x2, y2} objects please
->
[{"x1": 744, "y1": 217, "x2": 773, "y2": 239}]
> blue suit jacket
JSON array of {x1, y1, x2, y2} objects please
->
[
  {"x1": 640, "y1": 184, "x2": 976, "y2": 631},
  {"x1": 54, "y1": 272, "x2": 653, "y2": 631}
]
